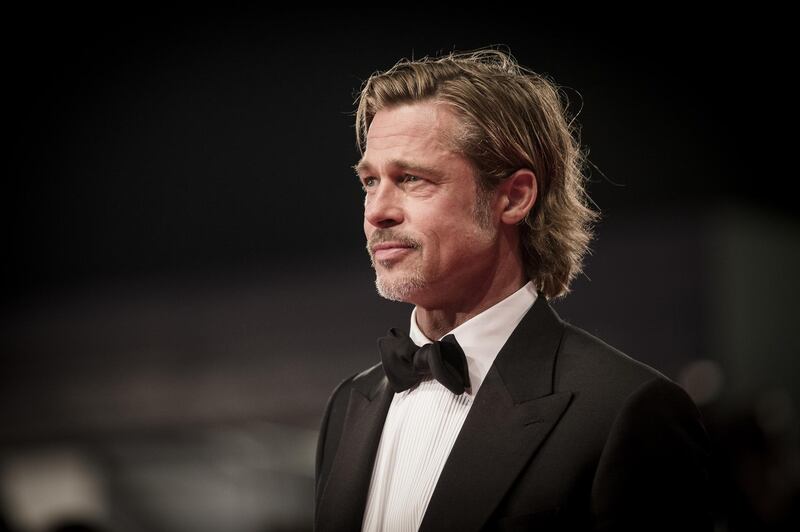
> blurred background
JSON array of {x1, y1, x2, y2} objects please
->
[{"x1": 2, "y1": 6, "x2": 797, "y2": 531}]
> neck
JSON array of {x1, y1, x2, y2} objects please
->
[{"x1": 414, "y1": 257, "x2": 528, "y2": 341}]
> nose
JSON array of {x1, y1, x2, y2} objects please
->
[{"x1": 364, "y1": 181, "x2": 404, "y2": 229}]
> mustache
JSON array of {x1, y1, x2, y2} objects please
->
[{"x1": 367, "y1": 230, "x2": 422, "y2": 251}]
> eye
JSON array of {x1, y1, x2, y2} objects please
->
[
  {"x1": 361, "y1": 176, "x2": 378, "y2": 190},
  {"x1": 399, "y1": 174, "x2": 421, "y2": 184}
]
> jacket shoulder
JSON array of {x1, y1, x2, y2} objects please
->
[{"x1": 557, "y1": 322, "x2": 671, "y2": 398}]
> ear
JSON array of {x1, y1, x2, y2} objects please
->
[{"x1": 498, "y1": 168, "x2": 537, "y2": 225}]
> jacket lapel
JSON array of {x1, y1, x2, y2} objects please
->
[
  {"x1": 419, "y1": 296, "x2": 574, "y2": 532},
  {"x1": 315, "y1": 371, "x2": 393, "y2": 532}
]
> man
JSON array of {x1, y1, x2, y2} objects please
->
[{"x1": 315, "y1": 49, "x2": 711, "y2": 531}]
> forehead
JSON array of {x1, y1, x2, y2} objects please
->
[
  {"x1": 358, "y1": 102, "x2": 465, "y2": 173},
  {"x1": 368, "y1": 102, "x2": 455, "y2": 146}
]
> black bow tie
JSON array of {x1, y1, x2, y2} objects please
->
[{"x1": 378, "y1": 328, "x2": 471, "y2": 395}]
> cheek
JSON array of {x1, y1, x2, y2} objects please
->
[
  {"x1": 421, "y1": 220, "x2": 463, "y2": 259},
  {"x1": 443, "y1": 216, "x2": 492, "y2": 255}
]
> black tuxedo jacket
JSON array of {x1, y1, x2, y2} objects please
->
[{"x1": 315, "y1": 296, "x2": 712, "y2": 531}]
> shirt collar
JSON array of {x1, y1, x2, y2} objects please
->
[{"x1": 409, "y1": 281, "x2": 538, "y2": 395}]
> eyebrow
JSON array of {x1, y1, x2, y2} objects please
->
[{"x1": 352, "y1": 158, "x2": 445, "y2": 180}]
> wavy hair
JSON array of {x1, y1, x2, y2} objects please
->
[{"x1": 354, "y1": 48, "x2": 599, "y2": 299}]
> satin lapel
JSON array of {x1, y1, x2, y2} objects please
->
[
  {"x1": 315, "y1": 375, "x2": 394, "y2": 532},
  {"x1": 419, "y1": 296, "x2": 574, "y2": 532}
]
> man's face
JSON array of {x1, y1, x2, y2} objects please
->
[{"x1": 357, "y1": 101, "x2": 501, "y2": 307}]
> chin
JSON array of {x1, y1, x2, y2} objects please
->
[{"x1": 374, "y1": 271, "x2": 427, "y2": 303}]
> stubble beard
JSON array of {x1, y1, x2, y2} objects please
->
[
  {"x1": 373, "y1": 254, "x2": 427, "y2": 302},
  {"x1": 367, "y1": 239, "x2": 426, "y2": 302}
]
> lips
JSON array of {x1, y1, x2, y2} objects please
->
[{"x1": 371, "y1": 241, "x2": 416, "y2": 262}]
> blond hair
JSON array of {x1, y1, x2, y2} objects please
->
[{"x1": 354, "y1": 48, "x2": 599, "y2": 299}]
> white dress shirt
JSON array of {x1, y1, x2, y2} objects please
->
[{"x1": 361, "y1": 282, "x2": 538, "y2": 532}]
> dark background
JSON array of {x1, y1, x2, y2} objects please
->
[{"x1": 1, "y1": 7, "x2": 797, "y2": 532}]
